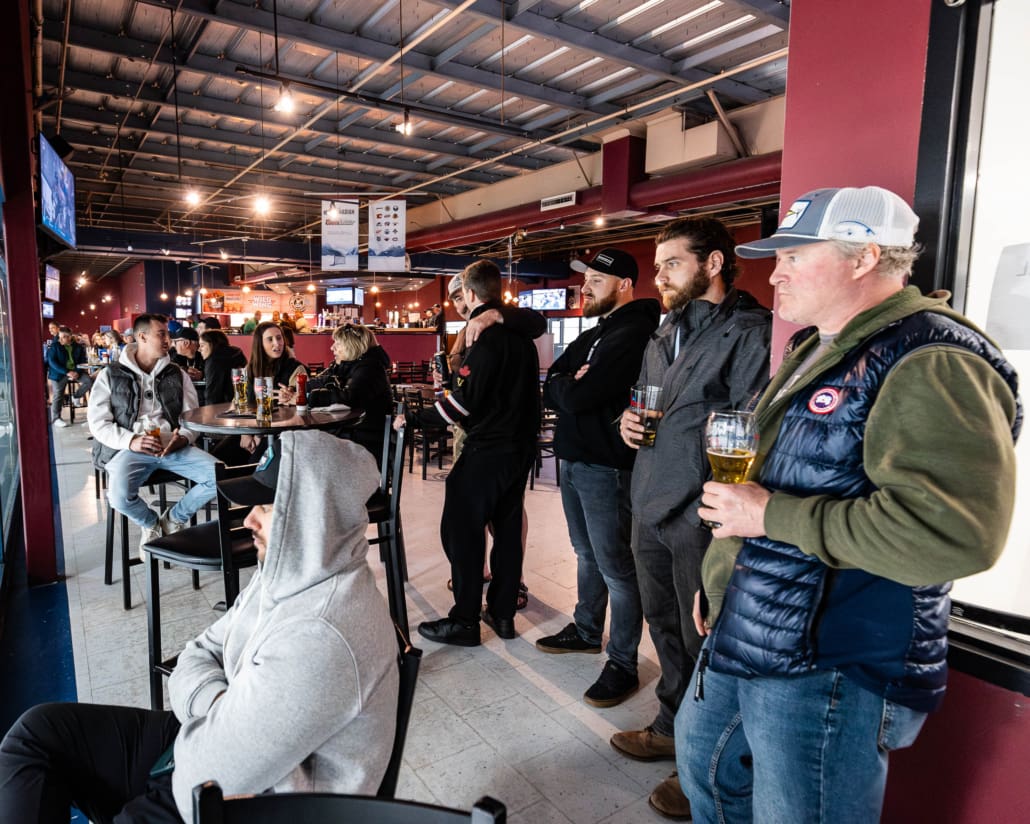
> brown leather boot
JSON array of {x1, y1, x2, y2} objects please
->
[
  {"x1": 609, "y1": 726, "x2": 676, "y2": 761},
  {"x1": 649, "y1": 773, "x2": 692, "y2": 821}
]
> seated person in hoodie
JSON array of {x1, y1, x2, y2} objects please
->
[
  {"x1": 198, "y1": 330, "x2": 247, "y2": 405},
  {"x1": 280, "y1": 323, "x2": 392, "y2": 463},
  {"x1": 0, "y1": 432, "x2": 399, "y2": 823},
  {"x1": 86, "y1": 314, "x2": 218, "y2": 554}
]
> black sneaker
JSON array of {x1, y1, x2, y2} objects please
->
[
  {"x1": 584, "y1": 661, "x2": 639, "y2": 708},
  {"x1": 535, "y1": 622, "x2": 602, "y2": 655}
]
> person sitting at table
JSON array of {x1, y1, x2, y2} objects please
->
[
  {"x1": 103, "y1": 329, "x2": 124, "y2": 363},
  {"x1": 87, "y1": 313, "x2": 218, "y2": 554},
  {"x1": 241, "y1": 322, "x2": 307, "y2": 453},
  {"x1": 294, "y1": 311, "x2": 310, "y2": 333},
  {"x1": 46, "y1": 326, "x2": 93, "y2": 427},
  {"x1": 0, "y1": 431, "x2": 400, "y2": 822},
  {"x1": 198, "y1": 330, "x2": 247, "y2": 405},
  {"x1": 283, "y1": 323, "x2": 391, "y2": 462},
  {"x1": 169, "y1": 327, "x2": 204, "y2": 379}
]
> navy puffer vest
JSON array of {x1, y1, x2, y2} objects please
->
[
  {"x1": 91, "y1": 362, "x2": 185, "y2": 469},
  {"x1": 708, "y1": 312, "x2": 1020, "y2": 712}
]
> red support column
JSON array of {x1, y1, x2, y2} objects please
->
[
  {"x1": 601, "y1": 134, "x2": 646, "y2": 219},
  {"x1": 0, "y1": 0, "x2": 58, "y2": 582}
]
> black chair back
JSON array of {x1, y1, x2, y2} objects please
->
[
  {"x1": 193, "y1": 782, "x2": 506, "y2": 823},
  {"x1": 376, "y1": 622, "x2": 422, "y2": 799},
  {"x1": 367, "y1": 405, "x2": 408, "y2": 629}
]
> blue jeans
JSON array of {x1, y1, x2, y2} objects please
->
[
  {"x1": 105, "y1": 445, "x2": 218, "y2": 529},
  {"x1": 48, "y1": 375, "x2": 91, "y2": 422},
  {"x1": 675, "y1": 652, "x2": 927, "y2": 823},
  {"x1": 560, "y1": 460, "x2": 642, "y2": 674}
]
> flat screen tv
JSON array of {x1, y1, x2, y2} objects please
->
[
  {"x1": 39, "y1": 134, "x2": 77, "y2": 248},
  {"x1": 353, "y1": 286, "x2": 365, "y2": 305},
  {"x1": 531, "y1": 288, "x2": 567, "y2": 311},
  {"x1": 42, "y1": 301, "x2": 55, "y2": 319},
  {"x1": 518, "y1": 291, "x2": 533, "y2": 308},
  {"x1": 44, "y1": 264, "x2": 61, "y2": 301},
  {"x1": 326, "y1": 287, "x2": 363, "y2": 305}
]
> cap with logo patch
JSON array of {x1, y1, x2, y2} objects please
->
[
  {"x1": 218, "y1": 442, "x2": 281, "y2": 506},
  {"x1": 570, "y1": 248, "x2": 639, "y2": 284},
  {"x1": 735, "y1": 186, "x2": 919, "y2": 259}
]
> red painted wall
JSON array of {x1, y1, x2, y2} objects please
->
[
  {"x1": 771, "y1": 0, "x2": 931, "y2": 367},
  {"x1": 46, "y1": 268, "x2": 125, "y2": 332}
]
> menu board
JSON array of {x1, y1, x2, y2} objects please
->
[{"x1": 368, "y1": 199, "x2": 406, "y2": 271}]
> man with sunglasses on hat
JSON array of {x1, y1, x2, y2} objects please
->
[
  {"x1": 0, "y1": 432, "x2": 399, "y2": 822},
  {"x1": 88, "y1": 313, "x2": 218, "y2": 556},
  {"x1": 679, "y1": 186, "x2": 1021, "y2": 822}
]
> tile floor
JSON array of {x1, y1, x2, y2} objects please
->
[{"x1": 53, "y1": 419, "x2": 673, "y2": 823}]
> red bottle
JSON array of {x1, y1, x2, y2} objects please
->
[{"x1": 295, "y1": 373, "x2": 307, "y2": 409}]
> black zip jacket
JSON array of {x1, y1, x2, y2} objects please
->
[
  {"x1": 203, "y1": 345, "x2": 248, "y2": 404},
  {"x1": 543, "y1": 298, "x2": 661, "y2": 470}
]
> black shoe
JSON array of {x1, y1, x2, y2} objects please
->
[
  {"x1": 584, "y1": 660, "x2": 640, "y2": 708},
  {"x1": 418, "y1": 617, "x2": 480, "y2": 647},
  {"x1": 481, "y1": 608, "x2": 516, "y2": 639},
  {"x1": 535, "y1": 622, "x2": 602, "y2": 655}
]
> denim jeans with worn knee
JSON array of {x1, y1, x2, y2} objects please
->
[
  {"x1": 675, "y1": 645, "x2": 927, "y2": 823},
  {"x1": 105, "y1": 445, "x2": 218, "y2": 529},
  {"x1": 560, "y1": 460, "x2": 642, "y2": 674}
]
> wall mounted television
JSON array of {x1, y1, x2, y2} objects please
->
[
  {"x1": 517, "y1": 291, "x2": 533, "y2": 308},
  {"x1": 42, "y1": 301, "x2": 55, "y2": 319},
  {"x1": 531, "y1": 288, "x2": 567, "y2": 311},
  {"x1": 44, "y1": 263, "x2": 61, "y2": 302},
  {"x1": 325, "y1": 286, "x2": 365, "y2": 305},
  {"x1": 39, "y1": 134, "x2": 77, "y2": 249}
]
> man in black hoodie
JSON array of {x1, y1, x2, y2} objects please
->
[{"x1": 538, "y1": 249, "x2": 660, "y2": 709}]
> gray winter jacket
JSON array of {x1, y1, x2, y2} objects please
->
[
  {"x1": 630, "y1": 289, "x2": 771, "y2": 541},
  {"x1": 168, "y1": 431, "x2": 399, "y2": 817}
]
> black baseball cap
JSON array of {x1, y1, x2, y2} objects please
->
[
  {"x1": 170, "y1": 327, "x2": 199, "y2": 342},
  {"x1": 218, "y1": 442, "x2": 281, "y2": 506},
  {"x1": 570, "y1": 248, "x2": 639, "y2": 284}
]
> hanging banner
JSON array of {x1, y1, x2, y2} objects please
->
[
  {"x1": 368, "y1": 199, "x2": 406, "y2": 271},
  {"x1": 321, "y1": 199, "x2": 359, "y2": 270}
]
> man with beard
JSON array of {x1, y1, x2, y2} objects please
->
[
  {"x1": 610, "y1": 219, "x2": 771, "y2": 820},
  {"x1": 537, "y1": 249, "x2": 659, "y2": 708}
]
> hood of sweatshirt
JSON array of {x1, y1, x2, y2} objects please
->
[
  {"x1": 365, "y1": 344, "x2": 391, "y2": 371},
  {"x1": 259, "y1": 430, "x2": 380, "y2": 602},
  {"x1": 117, "y1": 342, "x2": 173, "y2": 379}
]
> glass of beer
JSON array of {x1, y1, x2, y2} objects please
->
[
  {"x1": 630, "y1": 384, "x2": 663, "y2": 447},
  {"x1": 704, "y1": 410, "x2": 758, "y2": 528},
  {"x1": 231, "y1": 368, "x2": 248, "y2": 411},
  {"x1": 254, "y1": 378, "x2": 274, "y2": 424}
]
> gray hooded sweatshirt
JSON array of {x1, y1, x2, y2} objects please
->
[{"x1": 168, "y1": 431, "x2": 399, "y2": 818}]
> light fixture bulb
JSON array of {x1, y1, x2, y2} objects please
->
[
  {"x1": 395, "y1": 109, "x2": 413, "y2": 136},
  {"x1": 220, "y1": 249, "x2": 229, "y2": 261},
  {"x1": 89, "y1": 303, "x2": 96, "y2": 310},
  {"x1": 159, "y1": 292, "x2": 169, "y2": 301},
  {"x1": 185, "y1": 288, "x2": 194, "y2": 297},
  {"x1": 184, "y1": 189, "x2": 201, "y2": 206},
  {"x1": 327, "y1": 204, "x2": 339, "y2": 221},
  {"x1": 254, "y1": 195, "x2": 271, "y2": 216},
  {"x1": 199, "y1": 287, "x2": 208, "y2": 295},
  {"x1": 274, "y1": 84, "x2": 295, "y2": 114},
  {"x1": 306, "y1": 283, "x2": 316, "y2": 292},
  {"x1": 370, "y1": 285, "x2": 379, "y2": 294},
  {"x1": 241, "y1": 285, "x2": 251, "y2": 294},
  {"x1": 594, "y1": 215, "x2": 606, "y2": 227},
  {"x1": 161, "y1": 248, "x2": 170, "y2": 256},
  {"x1": 126, "y1": 243, "x2": 133, "y2": 251},
  {"x1": 375, "y1": 301, "x2": 382, "y2": 308}
]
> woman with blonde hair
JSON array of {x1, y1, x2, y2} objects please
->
[{"x1": 284, "y1": 324, "x2": 391, "y2": 461}]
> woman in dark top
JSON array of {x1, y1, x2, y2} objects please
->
[
  {"x1": 281, "y1": 324, "x2": 392, "y2": 462},
  {"x1": 241, "y1": 322, "x2": 306, "y2": 453},
  {"x1": 198, "y1": 330, "x2": 247, "y2": 404}
]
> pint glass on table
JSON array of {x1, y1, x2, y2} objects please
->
[{"x1": 232, "y1": 368, "x2": 248, "y2": 411}]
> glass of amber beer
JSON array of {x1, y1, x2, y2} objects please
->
[
  {"x1": 703, "y1": 410, "x2": 758, "y2": 528},
  {"x1": 231, "y1": 368, "x2": 248, "y2": 411},
  {"x1": 630, "y1": 384, "x2": 663, "y2": 447}
]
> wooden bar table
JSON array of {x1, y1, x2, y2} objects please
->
[{"x1": 181, "y1": 402, "x2": 364, "y2": 441}]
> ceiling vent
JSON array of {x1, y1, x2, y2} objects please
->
[{"x1": 540, "y1": 192, "x2": 577, "y2": 212}]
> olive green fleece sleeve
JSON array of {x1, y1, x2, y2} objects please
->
[{"x1": 764, "y1": 347, "x2": 1019, "y2": 586}]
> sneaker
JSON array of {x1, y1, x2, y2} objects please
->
[
  {"x1": 159, "y1": 507, "x2": 187, "y2": 536},
  {"x1": 649, "y1": 773, "x2": 692, "y2": 821},
  {"x1": 610, "y1": 726, "x2": 676, "y2": 762},
  {"x1": 53, "y1": 419, "x2": 70, "y2": 428},
  {"x1": 584, "y1": 660, "x2": 640, "y2": 708},
  {"x1": 535, "y1": 622, "x2": 601, "y2": 655},
  {"x1": 139, "y1": 519, "x2": 163, "y2": 562},
  {"x1": 72, "y1": 397, "x2": 86, "y2": 408}
]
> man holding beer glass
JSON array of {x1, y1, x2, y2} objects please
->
[
  {"x1": 612, "y1": 219, "x2": 771, "y2": 820},
  {"x1": 679, "y1": 187, "x2": 1021, "y2": 822}
]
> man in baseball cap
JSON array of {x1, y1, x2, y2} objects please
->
[
  {"x1": 169, "y1": 326, "x2": 203, "y2": 377},
  {"x1": 571, "y1": 247, "x2": 639, "y2": 284},
  {"x1": 678, "y1": 186, "x2": 1021, "y2": 821}
]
